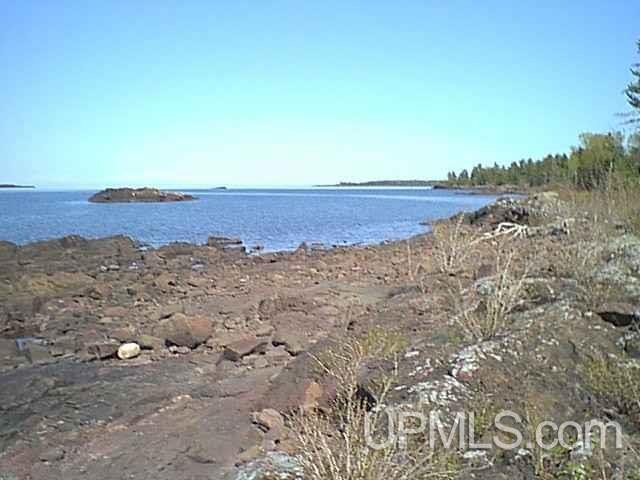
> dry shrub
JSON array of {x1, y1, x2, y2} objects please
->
[
  {"x1": 546, "y1": 202, "x2": 617, "y2": 312},
  {"x1": 449, "y1": 242, "x2": 530, "y2": 341},
  {"x1": 432, "y1": 215, "x2": 482, "y2": 275},
  {"x1": 294, "y1": 393, "x2": 459, "y2": 480},
  {"x1": 553, "y1": 239, "x2": 615, "y2": 312},
  {"x1": 405, "y1": 241, "x2": 433, "y2": 295},
  {"x1": 293, "y1": 329, "x2": 460, "y2": 480}
]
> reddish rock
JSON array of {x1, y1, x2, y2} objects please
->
[
  {"x1": 223, "y1": 336, "x2": 268, "y2": 362},
  {"x1": 103, "y1": 306, "x2": 128, "y2": 318},
  {"x1": 255, "y1": 324, "x2": 275, "y2": 337},
  {"x1": 137, "y1": 334, "x2": 165, "y2": 350},
  {"x1": 236, "y1": 445, "x2": 263, "y2": 465},
  {"x1": 264, "y1": 345, "x2": 292, "y2": 364},
  {"x1": 251, "y1": 408, "x2": 285, "y2": 433},
  {"x1": 110, "y1": 326, "x2": 136, "y2": 342},
  {"x1": 155, "y1": 313, "x2": 213, "y2": 349},
  {"x1": 187, "y1": 276, "x2": 211, "y2": 288},
  {"x1": 272, "y1": 330, "x2": 305, "y2": 356},
  {"x1": 299, "y1": 381, "x2": 324, "y2": 411},
  {"x1": 209, "y1": 332, "x2": 251, "y2": 349},
  {"x1": 154, "y1": 273, "x2": 177, "y2": 291},
  {"x1": 86, "y1": 340, "x2": 120, "y2": 359},
  {"x1": 261, "y1": 363, "x2": 331, "y2": 413},
  {"x1": 86, "y1": 284, "x2": 112, "y2": 300},
  {"x1": 157, "y1": 303, "x2": 183, "y2": 320}
]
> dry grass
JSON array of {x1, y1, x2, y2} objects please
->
[
  {"x1": 537, "y1": 185, "x2": 634, "y2": 312},
  {"x1": 556, "y1": 180, "x2": 640, "y2": 236},
  {"x1": 294, "y1": 397, "x2": 459, "y2": 480},
  {"x1": 432, "y1": 215, "x2": 483, "y2": 275},
  {"x1": 292, "y1": 329, "x2": 460, "y2": 480},
  {"x1": 544, "y1": 194, "x2": 621, "y2": 312},
  {"x1": 449, "y1": 242, "x2": 530, "y2": 341},
  {"x1": 553, "y1": 239, "x2": 615, "y2": 312},
  {"x1": 585, "y1": 354, "x2": 640, "y2": 417}
]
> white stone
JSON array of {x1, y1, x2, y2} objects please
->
[{"x1": 117, "y1": 342, "x2": 141, "y2": 360}]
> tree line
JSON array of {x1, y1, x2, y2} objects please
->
[{"x1": 448, "y1": 39, "x2": 640, "y2": 190}]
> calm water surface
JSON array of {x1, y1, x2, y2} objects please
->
[{"x1": 0, "y1": 188, "x2": 496, "y2": 251}]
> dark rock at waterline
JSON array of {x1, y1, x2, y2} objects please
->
[
  {"x1": 207, "y1": 236, "x2": 246, "y2": 253},
  {"x1": 89, "y1": 188, "x2": 196, "y2": 203},
  {"x1": 463, "y1": 197, "x2": 530, "y2": 226},
  {"x1": 207, "y1": 236, "x2": 242, "y2": 247}
]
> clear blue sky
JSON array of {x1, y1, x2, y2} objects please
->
[{"x1": 1, "y1": 1, "x2": 639, "y2": 188}]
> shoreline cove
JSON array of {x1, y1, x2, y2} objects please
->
[{"x1": 0, "y1": 188, "x2": 497, "y2": 251}]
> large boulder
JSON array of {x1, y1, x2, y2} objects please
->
[
  {"x1": 154, "y1": 313, "x2": 213, "y2": 348},
  {"x1": 257, "y1": 346, "x2": 336, "y2": 413}
]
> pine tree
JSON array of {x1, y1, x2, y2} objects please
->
[{"x1": 625, "y1": 39, "x2": 640, "y2": 124}]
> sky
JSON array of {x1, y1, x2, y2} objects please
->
[{"x1": 1, "y1": 1, "x2": 639, "y2": 188}]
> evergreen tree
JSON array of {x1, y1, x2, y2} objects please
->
[
  {"x1": 449, "y1": 132, "x2": 638, "y2": 190},
  {"x1": 625, "y1": 39, "x2": 640, "y2": 124}
]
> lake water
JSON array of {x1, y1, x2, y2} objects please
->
[{"x1": 0, "y1": 188, "x2": 496, "y2": 252}]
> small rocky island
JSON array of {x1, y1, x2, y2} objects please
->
[
  {"x1": 89, "y1": 187, "x2": 196, "y2": 203},
  {"x1": 0, "y1": 183, "x2": 35, "y2": 188}
]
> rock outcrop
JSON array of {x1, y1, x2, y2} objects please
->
[{"x1": 88, "y1": 187, "x2": 195, "y2": 203}]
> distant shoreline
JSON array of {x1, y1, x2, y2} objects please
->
[
  {"x1": 0, "y1": 184, "x2": 35, "y2": 189},
  {"x1": 317, "y1": 180, "x2": 437, "y2": 187},
  {"x1": 319, "y1": 180, "x2": 526, "y2": 195}
]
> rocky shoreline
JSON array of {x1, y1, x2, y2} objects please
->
[{"x1": 1, "y1": 194, "x2": 639, "y2": 479}]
